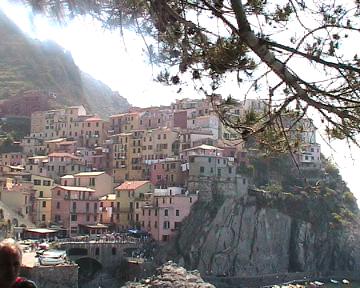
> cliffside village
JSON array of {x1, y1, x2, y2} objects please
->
[{"x1": 0, "y1": 94, "x2": 321, "y2": 242}]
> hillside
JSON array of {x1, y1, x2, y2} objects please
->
[{"x1": 0, "y1": 9, "x2": 130, "y2": 117}]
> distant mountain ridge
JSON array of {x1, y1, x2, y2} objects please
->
[{"x1": 0, "y1": 9, "x2": 131, "y2": 117}]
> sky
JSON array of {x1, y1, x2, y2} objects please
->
[{"x1": 0, "y1": 1, "x2": 359, "y2": 204}]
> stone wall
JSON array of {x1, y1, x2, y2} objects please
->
[
  {"x1": 57, "y1": 241, "x2": 140, "y2": 270},
  {"x1": 21, "y1": 264, "x2": 78, "y2": 288},
  {"x1": 187, "y1": 175, "x2": 248, "y2": 201}
]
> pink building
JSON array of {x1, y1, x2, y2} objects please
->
[
  {"x1": 137, "y1": 187, "x2": 198, "y2": 241},
  {"x1": 51, "y1": 185, "x2": 99, "y2": 237},
  {"x1": 148, "y1": 159, "x2": 186, "y2": 188},
  {"x1": 173, "y1": 110, "x2": 187, "y2": 129}
]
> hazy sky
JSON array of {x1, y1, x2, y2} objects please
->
[{"x1": 1, "y1": 1, "x2": 359, "y2": 204}]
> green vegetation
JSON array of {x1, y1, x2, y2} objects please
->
[
  {"x1": 0, "y1": 117, "x2": 30, "y2": 140},
  {"x1": 243, "y1": 152, "x2": 359, "y2": 229}
]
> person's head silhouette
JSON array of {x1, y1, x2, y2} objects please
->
[
  {"x1": 0, "y1": 238, "x2": 22, "y2": 288},
  {"x1": 0, "y1": 239, "x2": 37, "y2": 288}
]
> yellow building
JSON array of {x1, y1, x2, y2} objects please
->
[
  {"x1": 60, "y1": 171, "x2": 113, "y2": 198},
  {"x1": 110, "y1": 112, "x2": 140, "y2": 134},
  {"x1": 114, "y1": 181, "x2": 153, "y2": 229},
  {"x1": 112, "y1": 131, "x2": 144, "y2": 183},
  {"x1": 142, "y1": 128, "x2": 180, "y2": 161},
  {"x1": 31, "y1": 174, "x2": 55, "y2": 226}
]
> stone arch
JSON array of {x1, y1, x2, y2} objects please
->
[
  {"x1": 75, "y1": 257, "x2": 103, "y2": 282},
  {"x1": 68, "y1": 247, "x2": 88, "y2": 257}
]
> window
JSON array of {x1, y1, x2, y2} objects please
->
[
  {"x1": 34, "y1": 179, "x2": 41, "y2": 185},
  {"x1": 56, "y1": 202, "x2": 60, "y2": 209},
  {"x1": 200, "y1": 166, "x2": 205, "y2": 173},
  {"x1": 164, "y1": 209, "x2": 168, "y2": 216},
  {"x1": 43, "y1": 180, "x2": 51, "y2": 186},
  {"x1": 42, "y1": 214, "x2": 46, "y2": 221},
  {"x1": 86, "y1": 215, "x2": 90, "y2": 222},
  {"x1": 42, "y1": 201, "x2": 46, "y2": 208},
  {"x1": 154, "y1": 221, "x2": 158, "y2": 228},
  {"x1": 208, "y1": 157, "x2": 211, "y2": 163},
  {"x1": 89, "y1": 178, "x2": 95, "y2": 186},
  {"x1": 39, "y1": 191, "x2": 44, "y2": 198},
  {"x1": 176, "y1": 209, "x2": 180, "y2": 216},
  {"x1": 163, "y1": 221, "x2": 170, "y2": 229},
  {"x1": 72, "y1": 202, "x2": 77, "y2": 210},
  {"x1": 71, "y1": 214, "x2": 77, "y2": 221}
]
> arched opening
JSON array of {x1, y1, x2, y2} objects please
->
[
  {"x1": 68, "y1": 247, "x2": 88, "y2": 256},
  {"x1": 75, "y1": 257, "x2": 102, "y2": 283}
]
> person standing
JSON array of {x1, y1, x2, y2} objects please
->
[{"x1": 0, "y1": 238, "x2": 37, "y2": 288}]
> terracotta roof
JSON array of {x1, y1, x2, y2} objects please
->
[
  {"x1": 48, "y1": 152, "x2": 79, "y2": 159},
  {"x1": 115, "y1": 181, "x2": 150, "y2": 190}
]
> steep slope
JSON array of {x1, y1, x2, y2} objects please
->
[
  {"x1": 0, "y1": 9, "x2": 130, "y2": 117},
  {"x1": 170, "y1": 156, "x2": 360, "y2": 278}
]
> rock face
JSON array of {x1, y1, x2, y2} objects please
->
[
  {"x1": 123, "y1": 261, "x2": 215, "y2": 288},
  {"x1": 174, "y1": 194, "x2": 360, "y2": 277}
]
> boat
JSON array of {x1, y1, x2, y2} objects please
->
[
  {"x1": 39, "y1": 250, "x2": 66, "y2": 266},
  {"x1": 330, "y1": 279, "x2": 339, "y2": 284}
]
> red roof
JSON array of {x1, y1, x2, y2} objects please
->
[{"x1": 115, "y1": 181, "x2": 149, "y2": 190}]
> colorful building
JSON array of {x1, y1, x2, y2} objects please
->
[
  {"x1": 31, "y1": 175, "x2": 54, "y2": 226},
  {"x1": 51, "y1": 185, "x2": 99, "y2": 236},
  {"x1": 114, "y1": 181, "x2": 153, "y2": 229},
  {"x1": 138, "y1": 187, "x2": 198, "y2": 241}
]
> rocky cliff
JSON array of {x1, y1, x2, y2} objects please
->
[
  {"x1": 171, "y1": 157, "x2": 360, "y2": 278},
  {"x1": 123, "y1": 261, "x2": 215, "y2": 288},
  {"x1": 0, "y1": 9, "x2": 130, "y2": 117}
]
